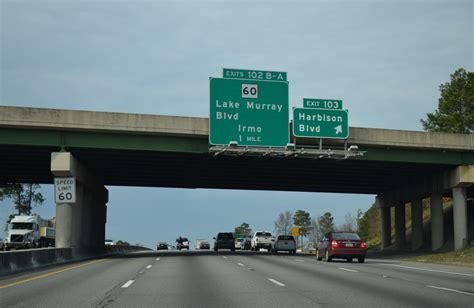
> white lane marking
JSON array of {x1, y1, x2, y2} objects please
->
[
  {"x1": 294, "y1": 259, "x2": 304, "y2": 262},
  {"x1": 237, "y1": 263, "x2": 245, "y2": 267},
  {"x1": 146, "y1": 265, "x2": 152, "y2": 269},
  {"x1": 223, "y1": 256, "x2": 228, "y2": 259},
  {"x1": 268, "y1": 278, "x2": 285, "y2": 287},
  {"x1": 121, "y1": 280, "x2": 135, "y2": 288},
  {"x1": 382, "y1": 264, "x2": 474, "y2": 277},
  {"x1": 156, "y1": 258, "x2": 160, "y2": 261},
  {"x1": 427, "y1": 285, "x2": 474, "y2": 296},
  {"x1": 339, "y1": 267, "x2": 358, "y2": 273}
]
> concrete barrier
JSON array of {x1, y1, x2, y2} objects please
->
[{"x1": 0, "y1": 245, "x2": 149, "y2": 276}]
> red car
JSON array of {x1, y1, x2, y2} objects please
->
[{"x1": 316, "y1": 232, "x2": 366, "y2": 263}]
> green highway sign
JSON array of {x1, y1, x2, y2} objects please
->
[
  {"x1": 210, "y1": 77, "x2": 289, "y2": 146},
  {"x1": 303, "y1": 98, "x2": 343, "y2": 110},
  {"x1": 293, "y1": 107, "x2": 349, "y2": 139},
  {"x1": 223, "y1": 68, "x2": 287, "y2": 81}
]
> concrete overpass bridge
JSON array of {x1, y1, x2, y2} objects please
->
[{"x1": 1, "y1": 106, "x2": 472, "y2": 251}]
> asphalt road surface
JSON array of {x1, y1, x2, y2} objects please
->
[{"x1": 1, "y1": 250, "x2": 473, "y2": 307}]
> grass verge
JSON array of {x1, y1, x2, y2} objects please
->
[{"x1": 404, "y1": 246, "x2": 474, "y2": 267}]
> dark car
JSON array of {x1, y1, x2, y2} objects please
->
[
  {"x1": 198, "y1": 241, "x2": 210, "y2": 249},
  {"x1": 316, "y1": 232, "x2": 366, "y2": 263},
  {"x1": 213, "y1": 232, "x2": 235, "y2": 251},
  {"x1": 176, "y1": 237, "x2": 189, "y2": 250},
  {"x1": 156, "y1": 242, "x2": 168, "y2": 250}
]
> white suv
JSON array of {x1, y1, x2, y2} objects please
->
[{"x1": 251, "y1": 231, "x2": 273, "y2": 251}]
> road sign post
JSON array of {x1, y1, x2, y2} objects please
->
[
  {"x1": 210, "y1": 77, "x2": 289, "y2": 147},
  {"x1": 293, "y1": 108, "x2": 349, "y2": 139}
]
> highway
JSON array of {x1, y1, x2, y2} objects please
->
[{"x1": 1, "y1": 251, "x2": 473, "y2": 307}]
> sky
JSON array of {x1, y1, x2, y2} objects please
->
[{"x1": 1, "y1": 0, "x2": 472, "y2": 248}]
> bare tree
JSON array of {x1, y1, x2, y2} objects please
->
[
  {"x1": 307, "y1": 216, "x2": 321, "y2": 244},
  {"x1": 338, "y1": 212, "x2": 357, "y2": 232},
  {"x1": 274, "y1": 211, "x2": 293, "y2": 236}
]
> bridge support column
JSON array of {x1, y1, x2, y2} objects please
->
[
  {"x1": 453, "y1": 187, "x2": 468, "y2": 250},
  {"x1": 411, "y1": 199, "x2": 423, "y2": 251},
  {"x1": 430, "y1": 193, "x2": 444, "y2": 251},
  {"x1": 376, "y1": 195, "x2": 391, "y2": 249},
  {"x1": 51, "y1": 152, "x2": 108, "y2": 250},
  {"x1": 395, "y1": 203, "x2": 406, "y2": 249}
]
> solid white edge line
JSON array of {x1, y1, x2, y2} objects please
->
[
  {"x1": 268, "y1": 278, "x2": 285, "y2": 287},
  {"x1": 338, "y1": 267, "x2": 358, "y2": 273},
  {"x1": 294, "y1": 259, "x2": 304, "y2": 262},
  {"x1": 382, "y1": 264, "x2": 474, "y2": 277},
  {"x1": 156, "y1": 258, "x2": 160, "y2": 261},
  {"x1": 146, "y1": 265, "x2": 152, "y2": 269},
  {"x1": 237, "y1": 263, "x2": 245, "y2": 267},
  {"x1": 121, "y1": 280, "x2": 135, "y2": 288},
  {"x1": 427, "y1": 285, "x2": 474, "y2": 296}
]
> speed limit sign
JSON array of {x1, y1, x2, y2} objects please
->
[{"x1": 54, "y1": 177, "x2": 76, "y2": 203}]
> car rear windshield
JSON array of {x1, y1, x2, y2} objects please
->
[
  {"x1": 218, "y1": 233, "x2": 233, "y2": 239},
  {"x1": 278, "y1": 235, "x2": 294, "y2": 240},
  {"x1": 255, "y1": 232, "x2": 272, "y2": 237},
  {"x1": 332, "y1": 233, "x2": 360, "y2": 240}
]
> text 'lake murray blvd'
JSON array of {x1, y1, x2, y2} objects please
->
[{"x1": 215, "y1": 100, "x2": 285, "y2": 121}]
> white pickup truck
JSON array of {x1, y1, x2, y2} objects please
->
[{"x1": 251, "y1": 231, "x2": 273, "y2": 252}]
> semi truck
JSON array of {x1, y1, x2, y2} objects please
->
[{"x1": 4, "y1": 214, "x2": 55, "y2": 250}]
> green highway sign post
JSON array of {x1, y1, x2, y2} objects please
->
[
  {"x1": 303, "y1": 98, "x2": 342, "y2": 110},
  {"x1": 293, "y1": 107, "x2": 349, "y2": 139},
  {"x1": 223, "y1": 68, "x2": 287, "y2": 81},
  {"x1": 210, "y1": 77, "x2": 289, "y2": 147}
]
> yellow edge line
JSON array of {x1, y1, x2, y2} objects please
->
[{"x1": 0, "y1": 258, "x2": 106, "y2": 289}]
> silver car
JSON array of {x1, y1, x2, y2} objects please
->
[{"x1": 272, "y1": 235, "x2": 296, "y2": 254}]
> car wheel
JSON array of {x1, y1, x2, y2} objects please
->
[
  {"x1": 325, "y1": 250, "x2": 332, "y2": 262},
  {"x1": 267, "y1": 248, "x2": 271, "y2": 252},
  {"x1": 231, "y1": 247, "x2": 235, "y2": 252},
  {"x1": 346, "y1": 258, "x2": 352, "y2": 263},
  {"x1": 358, "y1": 257, "x2": 365, "y2": 263},
  {"x1": 316, "y1": 250, "x2": 322, "y2": 261}
]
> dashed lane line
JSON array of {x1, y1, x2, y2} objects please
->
[
  {"x1": 268, "y1": 278, "x2": 285, "y2": 287},
  {"x1": 237, "y1": 263, "x2": 245, "y2": 267},
  {"x1": 156, "y1": 258, "x2": 160, "y2": 261},
  {"x1": 121, "y1": 280, "x2": 135, "y2": 288},
  {"x1": 146, "y1": 265, "x2": 152, "y2": 269},
  {"x1": 338, "y1": 267, "x2": 358, "y2": 273}
]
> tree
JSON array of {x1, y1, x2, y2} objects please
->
[
  {"x1": 421, "y1": 68, "x2": 473, "y2": 133},
  {"x1": 116, "y1": 240, "x2": 130, "y2": 246},
  {"x1": 274, "y1": 211, "x2": 293, "y2": 236},
  {"x1": 318, "y1": 212, "x2": 334, "y2": 236},
  {"x1": 234, "y1": 222, "x2": 252, "y2": 238},
  {"x1": 0, "y1": 183, "x2": 45, "y2": 215},
  {"x1": 338, "y1": 212, "x2": 357, "y2": 232},
  {"x1": 307, "y1": 216, "x2": 321, "y2": 244},
  {"x1": 293, "y1": 210, "x2": 311, "y2": 237}
]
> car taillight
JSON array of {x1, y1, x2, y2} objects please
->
[
  {"x1": 256, "y1": 238, "x2": 258, "y2": 242},
  {"x1": 331, "y1": 240, "x2": 338, "y2": 248},
  {"x1": 360, "y1": 242, "x2": 366, "y2": 248}
]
